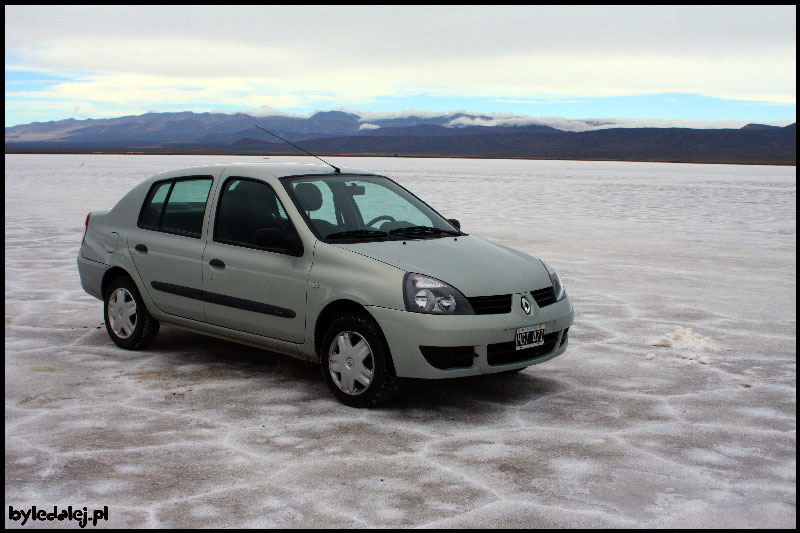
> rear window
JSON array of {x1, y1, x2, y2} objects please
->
[{"x1": 139, "y1": 177, "x2": 213, "y2": 237}]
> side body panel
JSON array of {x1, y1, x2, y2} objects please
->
[
  {"x1": 201, "y1": 170, "x2": 314, "y2": 344},
  {"x1": 304, "y1": 242, "x2": 406, "y2": 358},
  {"x1": 125, "y1": 171, "x2": 221, "y2": 321},
  {"x1": 79, "y1": 180, "x2": 151, "y2": 299},
  {"x1": 128, "y1": 230, "x2": 208, "y2": 321}
]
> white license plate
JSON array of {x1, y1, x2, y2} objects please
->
[{"x1": 515, "y1": 324, "x2": 545, "y2": 350}]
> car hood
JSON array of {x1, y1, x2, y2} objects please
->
[{"x1": 332, "y1": 235, "x2": 552, "y2": 296}]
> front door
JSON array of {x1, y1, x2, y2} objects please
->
[{"x1": 202, "y1": 176, "x2": 311, "y2": 343}]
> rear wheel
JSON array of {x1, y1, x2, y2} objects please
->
[
  {"x1": 320, "y1": 314, "x2": 399, "y2": 407},
  {"x1": 104, "y1": 276, "x2": 160, "y2": 350}
]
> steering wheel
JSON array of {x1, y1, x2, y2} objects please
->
[{"x1": 366, "y1": 215, "x2": 395, "y2": 228}]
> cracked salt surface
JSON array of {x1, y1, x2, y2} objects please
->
[{"x1": 5, "y1": 155, "x2": 796, "y2": 528}]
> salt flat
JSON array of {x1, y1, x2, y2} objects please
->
[{"x1": 5, "y1": 154, "x2": 796, "y2": 528}]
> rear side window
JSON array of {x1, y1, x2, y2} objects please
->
[{"x1": 139, "y1": 177, "x2": 213, "y2": 237}]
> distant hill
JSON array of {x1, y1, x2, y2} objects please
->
[
  {"x1": 235, "y1": 124, "x2": 797, "y2": 165},
  {"x1": 5, "y1": 110, "x2": 519, "y2": 144},
  {"x1": 5, "y1": 111, "x2": 796, "y2": 165},
  {"x1": 740, "y1": 123, "x2": 784, "y2": 130}
]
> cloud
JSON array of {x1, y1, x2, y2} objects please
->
[
  {"x1": 7, "y1": 42, "x2": 795, "y2": 105},
  {"x1": 236, "y1": 105, "x2": 305, "y2": 118},
  {"x1": 5, "y1": 6, "x2": 795, "y2": 126},
  {"x1": 342, "y1": 108, "x2": 467, "y2": 122},
  {"x1": 358, "y1": 123, "x2": 380, "y2": 130},
  {"x1": 5, "y1": 6, "x2": 796, "y2": 106},
  {"x1": 444, "y1": 114, "x2": 794, "y2": 131}
]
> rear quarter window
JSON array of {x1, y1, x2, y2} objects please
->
[
  {"x1": 138, "y1": 177, "x2": 213, "y2": 237},
  {"x1": 139, "y1": 181, "x2": 171, "y2": 228}
]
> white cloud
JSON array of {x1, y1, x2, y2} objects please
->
[
  {"x1": 358, "y1": 123, "x2": 380, "y2": 130},
  {"x1": 5, "y1": 72, "x2": 337, "y2": 115},
  {"x1": 444, "y1": 114, "x2": 794, "y2": 131},
  {"x1": 8, "y1": 48, "x2": 795, "y2": 106},
  {"x1": 343, "y1": 108, "x2": 467, "y2": 122},
  {"x1": 5, "y1": 7, "x2": 796, "y2": 105},
  {"x1": 4, "y1": 6, "x2": 795, "y2": 127},
  {"x1": 236, "y1": 105, "x2": 305, "y2": 118}
]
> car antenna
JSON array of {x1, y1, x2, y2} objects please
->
[{"x1": 254, "y1": 124, "x2": 340, "y2": 173}]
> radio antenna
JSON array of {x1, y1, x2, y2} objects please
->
[{"x1": 254, "y1": 124, "x2": 340, "y2": 173}]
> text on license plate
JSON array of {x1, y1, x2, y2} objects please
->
[{"x1": 515, "y1": 324, "x2": 545, "y2": 350}]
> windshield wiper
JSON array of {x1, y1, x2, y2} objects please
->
[
  {"x1": 326, "y1": 229, "x2": 388, "y2": 240},
  {"x1": 387, "y1": 225, "x2": 460, "y2": 236}
]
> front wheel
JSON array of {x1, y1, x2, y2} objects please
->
[
  {"x1": 320, "y1": 314, "x2": 400, "y2": 407},
  {"x1": 104, "y1": 276, "x2": 160, "y2": 350},
  {"x1": 498, "y1": 366, "x2": 528, "y2": 375}
]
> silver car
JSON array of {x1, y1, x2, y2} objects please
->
[{"x1": 78, "y1": 163, "x2": 574, "y2": 407}]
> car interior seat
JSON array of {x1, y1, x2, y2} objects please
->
[{"x1": 294, "y1": 182, "x2": 338, "y2": 237}]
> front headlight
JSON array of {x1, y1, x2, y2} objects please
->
[
  {"x1": 541, "y1": 261, "x2": 566, "y2": 301},
  {"x1": 403, "y1": 273, "x2": 474, "y2": 314}
]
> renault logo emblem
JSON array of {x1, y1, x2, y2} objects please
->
[{"x1": 521, "y1": 296, "x2": 531, "y2": 314}]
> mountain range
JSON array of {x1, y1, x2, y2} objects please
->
[{"x1": 5, "y1": 110, "x2": 796, "y2": 165}]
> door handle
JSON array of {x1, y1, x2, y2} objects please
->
[
  {"x1": 134, "y1": 244, "x2": 148, "y2": 253},
  {"x1": 209, "y1": 259, "x2": 225, "y2": 268}
]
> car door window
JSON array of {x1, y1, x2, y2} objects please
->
[
  {"x1": 214, "y1": 178, "x2": 294, "y2": 248},
  {"x1": 139, "y1": 177, "x2": 213, "y2": 237},
  {"x1": 139, "y1": 181, "x2": 171, "y2": 229},
  {"x1": 161, "y1": 179, "x2": 213, "y2": 236}
]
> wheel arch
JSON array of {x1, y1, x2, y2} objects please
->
[
  {"x1": 101, "y1": 266, "x2": 134, "y2": 298},
  {"x1": 313, "y1": 299, "x2": 376, "y2": 357}
]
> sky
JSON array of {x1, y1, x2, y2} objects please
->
[{"x1": 4, "y1": 5, "x2": 797, "y2": 128}]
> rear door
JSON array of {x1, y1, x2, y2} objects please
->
[
  {"x1": 202, "y1": 175, "x2": 311, "y2": 343},
  {"x1": 129, "y1": 176, "x2": 214, "y2": 321}
]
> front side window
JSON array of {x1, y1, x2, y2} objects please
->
[
  {"x1": 139, "y1": 177, "x2": 213, "y2": 237},
  {"x1": 214, "y1": 178, "x2": 293, "y2": 248},
  {"x1": 284, "y1": 175, "x2": 460, "y2": 241}
]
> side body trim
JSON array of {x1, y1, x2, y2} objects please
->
[{"x1": 150, "y1": 281, "x2": 296, "y2": 319}]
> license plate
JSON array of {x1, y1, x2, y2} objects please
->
[{"x1": 515, "y1": 324, "x2": 545, "y2": 350}]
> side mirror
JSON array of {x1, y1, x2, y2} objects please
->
[
  {"x1": 447, "y1": 218, "x2": 461, "y2": 231},
  {"x1": 254, "y1": 228, "x2": 303, "y2": 256}
]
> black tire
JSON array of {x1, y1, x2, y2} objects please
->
[
  {"x1": 320, "y1": 314, "x2": 400, "y2": 408},
  {"x1": 103, "y1": 276, "x2": 160, "y2": 350},
  {"x1": 499, "y1": 366, "x2": 528, "y2": 375}
]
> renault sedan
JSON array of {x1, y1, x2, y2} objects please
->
[{"x1": 78, "y1": 163, "x2": 574, "y2": 407}]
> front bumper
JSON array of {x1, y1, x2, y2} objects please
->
[{"x1": 367, "y1": 293, "x2": 574, "y2": 379}]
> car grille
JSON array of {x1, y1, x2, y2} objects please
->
[
  {"x1": 486, "y1": 330, "x2": 561, "y2": 366},
  {"x1": 530, "y1": 286, "x2": 557, "y2": 308},
  {"x1": 466, "y1": 294, "x2": 512, "y2": 315}
]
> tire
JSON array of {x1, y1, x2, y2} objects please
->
[
  {"x1": 104, "y1": 276, "x2": 160, "y2": 350},
  {"x1": 320, "y1": 314, "x2": 400, "y2": 407},
  {"x1": 499, "y1": 366, "x2": 528, "y2": 375}
]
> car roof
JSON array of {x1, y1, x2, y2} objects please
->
[{"x1": 151, "y1": 162, "x2": 381, "y2": 180}]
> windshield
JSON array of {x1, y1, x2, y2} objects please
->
[{"x1": 283, "y1": 175, "x2": 461, "y2": 242}]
